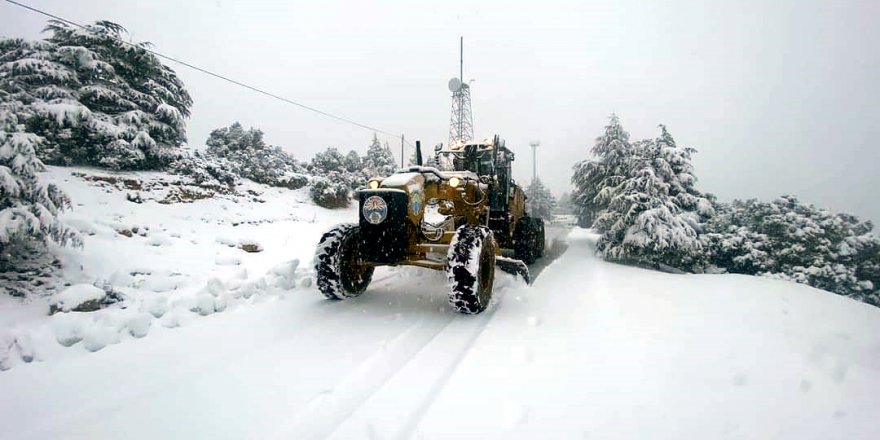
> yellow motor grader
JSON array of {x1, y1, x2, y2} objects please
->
[{"x1": 314, "y1": 135, "x2": 544, "y2": 314}]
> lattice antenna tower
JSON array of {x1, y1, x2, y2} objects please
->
[{"x1": 448, "y1": 37, "x2": 474, "y2": 145}]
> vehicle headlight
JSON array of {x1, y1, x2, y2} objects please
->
[
  {"x1": 369, "y1": 179, "x2": 380, "y2": 189},
  {"x1": 448, "y1": 176, "x2": 461, "y2": 188}
]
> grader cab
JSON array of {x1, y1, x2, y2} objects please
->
[{"x1": 314, "y1": 135, "x2": 545, "y2": 314}]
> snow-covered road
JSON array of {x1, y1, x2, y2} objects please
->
[{"x1": 2, "y1": 229, "x2": 880, "y2": 439}]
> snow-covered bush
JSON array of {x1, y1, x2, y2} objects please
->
[
  {"x1": 307, "y1": 134, "x2": 396, "y2": 192},
  {"x1": 165, "y1": 148, "x2": 238, "y2": 189},
  {"x1": 0, "y1": 116, "x2": 79, "y2": 272},
  {"x1": 310, "y1": 146, "x2": 346, "y2": 175},
  {"x1": 310, "y1": 146, "x2": 365, "y2": 191},
  {"x1": 525, "y1": 178, "x2": 556, "y2": 220},
  {"x1": 0, "y1": 21, "x2": 192, "y2": 170},
  {"x1": 704, "y1": 196, "x2": 879, "y2": 305},
  {"x1": 309, "y1": 176, "x2": 350, "y2": 209},
  {"x1": 205, "y1": 122, "x2": 307, "y2": 189}
]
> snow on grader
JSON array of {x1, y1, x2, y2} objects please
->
[{"x1": 314, "y1": 136, "x2": 545, "y2": 314}]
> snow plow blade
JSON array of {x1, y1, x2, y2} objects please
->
[{"x1": 496, "y1": 256, "x2": 531, "y2": 284}]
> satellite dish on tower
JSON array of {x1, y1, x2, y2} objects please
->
[{"x1": 448, "y1": 77, "x2": 462, "y2": 92}]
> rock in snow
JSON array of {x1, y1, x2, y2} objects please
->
[{"x1": 49, "y1": 284, "x2": 107, "y2": 313}]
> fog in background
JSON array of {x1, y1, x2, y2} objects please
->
[{"x1": 2, "y1": 0, "x2": 877, "y2": 224}]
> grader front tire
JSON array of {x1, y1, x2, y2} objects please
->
[{"x1": 446, "y1": 225, "x2": 496, "y2": 314}]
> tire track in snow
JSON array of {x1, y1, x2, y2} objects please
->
[
  {"x1": 274, "y1": 273, "x2": 508, "y2": 439},
  {"x1": 391, "y1": 306, "x2": 499, "y2": 440},
  {"x1": 269, "y1": 313, "x2": 457, "y2": 439}
]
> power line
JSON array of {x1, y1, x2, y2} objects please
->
[{"x1": 3, "y1": 0, "x2": 416, "y2": 147}]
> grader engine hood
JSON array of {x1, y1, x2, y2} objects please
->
[{"x1": 375, "y1": 172, "x2": 427, "y2": 220}]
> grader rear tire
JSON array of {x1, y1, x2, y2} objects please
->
[{"x1": 514, "y1": 216, "x2": 544, "y2": 264}]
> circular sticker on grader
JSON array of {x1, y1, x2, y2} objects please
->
[{"x1": 362, "y1": 196, "x2": 388, "y2": 224}]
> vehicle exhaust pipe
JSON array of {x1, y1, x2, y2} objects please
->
[{"x1": 415, "y1": 140, "x2": 423, "y2": 166}]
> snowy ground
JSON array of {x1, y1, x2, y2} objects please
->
[{"x1": 1, "y1": 168, "x2": 880, "y2": 439}]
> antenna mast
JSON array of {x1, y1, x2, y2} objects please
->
[{"x1": 448, "y1": 37, "x2": 474, "y2": 145}]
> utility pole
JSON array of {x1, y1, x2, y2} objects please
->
[
  {"x1": 400, "y1": 134, "x2": 405, "y2": 168},
  {"x1": 530, "y1": 140, "x2": 540, "y2": 181}
]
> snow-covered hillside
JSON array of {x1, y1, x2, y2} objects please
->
[
  {"x1": 0, "y1": 166, "x2": 351, "y2": 369},
  {"x1": 1, "y1": 168, "x2": 878, "y2": 439}
]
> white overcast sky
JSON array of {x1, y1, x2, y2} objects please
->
[{"x1": 2, "y1": 0, "x2": 878, "y2": 224}]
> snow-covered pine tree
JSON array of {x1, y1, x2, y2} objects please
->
[
  {"x1": 205, "y1": 122, "x2": 306, "y2": 189},
  {"x1": 525, "y1": 178, "x2": 556, "y2": 220},
  {"x1": 363, "y1": 133, "x2": 396, "y2": 178},
  {"x1": 405, "y1": 143, "x2": 439, "y2": 168},
  {"x1": 655, "y1": 125, "x2": 713, "y2": 224},
  {"x1": 571, "y1": 114, "x2": 632, "y2": 228},
  {"x1": 0, "y1": 20, "x2": 192, "y2": 170},
  {"x1": 594, "y1": 133, "x2": 704, "y2": 270},
  {"x1": 0, "y1": 112, "x2": 79, "y2": 271}
]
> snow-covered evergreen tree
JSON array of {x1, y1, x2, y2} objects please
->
[
  {"x1": 406, "y1": 145, "x2": 439, "y2": 168},
  {"x1": 363, "y1": 133, "x2": 396, "y2": 178},
  {"x1": 0, "y1": 112, "x2": 79, "y2": 271},
  {"x1": 0, "y1": 20, "x2": 192, "y2": 170},
  {"x1": 655, "y1": 125, "x2": 713, "y2": 224},
  {"x1": 525, "y1": 178, "x2": 556, "y2": 220},
  {"x1": 594, "y1": 126, "x2": 708, "y2": 270},
  {"x1": 205, "y1": 122, "x2": 307, "y2": 189},
  {"x1": 704, "y1": 196, "x2": 880, "y2": 305},
  {"x1": 343, "y1": 150, "x2": 362, "y2": 173},
  {"x1": 571, "y1": 114, "x2": 632, "y2": 227}
]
